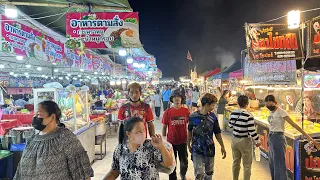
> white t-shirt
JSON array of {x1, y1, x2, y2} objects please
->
[
  {"x1": 268, "y1": 107, "x2": 289, "y2": 132},
  {"x1": 153, "y1": 94, "x2": 162, "y2": 107}
]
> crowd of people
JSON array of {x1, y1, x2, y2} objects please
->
[{"x1": 11, "y1": 82, "x2": 318, "y2": 180}]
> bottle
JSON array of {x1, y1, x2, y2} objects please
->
[{"x1": 255, "y1": 147, "x2": 261, "y2": 161}]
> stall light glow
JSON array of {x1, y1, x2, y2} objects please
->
[
  {"x1": 94, "y1": 72, "x2": 98, "y2": 75},
  {"x1": 101, "y1": 72, "x2": 105, "y2": 75},
  {"x1": 240, "y1": 80, "x2": 248, "y2": 84},
  {"x1": 54, "y1": 69, "x2": 58, "y2": 72},
  {"x1": 77, "y1": 75, "x2": 81, "y2": 77},
  {"x1": 41, "y1": 75, "x2": 45, "y2": 77},
  {"x1": 121, "y1": 79, "x2": 127, "y2": 84},
  {"x1": 0, "y1": 64, "x2": 4, "y2": 69},
  {"x1": 37, "y1": 67, "x2": 42, "y2": 71},
  {"x1": 26, "y1": 75, "x2": 29, "y2": 78},
  {"x1": 73, "y1": 77, "x2": 77, "y2": 80},
  {"x1": 222, "y1": 83, "x2": 228, "y2": 86},
  {"x1": 13, "y1": 74, "x2": 17, "y2": 77},
  {"x1": 119, "y1": 49, "x2": 127, "y2": 56},
  {"x1": 26, "y1": 64, "x2": 31, "y2": 68},
  {"x1": 52, "y1": 62, "x2": 57, "y2": 65},
  {"x1": 5, "y1": 4, "x2": 18, "y2": 18},
  {"x1": 80, "y1": 79, "x2": 83, "y2": 81},
  {"x1": 67, "y1": 73, "x2": 71, "y2": 76},
  {"x1": 24, "y1": 72, "x2": 28, "y2": 75},
  {"x1": 9, "y1": 72, "x2": 14, "y2": 75},
  {"x1": 16, "y1": 56, "x2": 23, "y2": 61},
  {"x1": 116, "y1": 80, "x2": 121, "y2": 85},
  {"x1": 133, "y1": 63, "x2": 139, "y2": 67},
  {"x1": 58, "y1": 77, "x2": 63, "y2": 80},
  {"x1": 140, "y1": 63, "x2": 145, "y2": 68},
  {"x1": 65, "y1": 76, "x2": 69, "y2": 80},
  {"x1": 231, "y1": 91, "x2": 237, "y2": 95},
  {"x1": 80, "y1": 69, "x2": 84, "y2": 72},
  {"x1": 110, "y1": 81, "x2": 116, "y2": 86},
  {"x1": 245, "y1": 85, "x2": 268, "y2": 89},
  {"x1": 259, "y1": 90, "x2": 264, "y2": 93},
  {"x1": 127, "y1": 56, "x2": 133, "y2": 64},
  {"x1": 288, "y1": 10, "x2": 300, "y2": 29},
  {"x1": 129, "y1": 81, "x2": 135, "y2": 84}
]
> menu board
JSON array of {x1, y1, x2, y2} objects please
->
[
  {"x1": 245, "y1": 24, "x2": 304, "y2": 61},
  {"x1": 308, "y1": 15, "x2": 320, "y2": 58}
]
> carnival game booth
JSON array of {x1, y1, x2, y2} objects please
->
[{"x1": 226, "y1": 55, "x2": 320, "y2": 179}]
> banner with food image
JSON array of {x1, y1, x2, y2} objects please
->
[
  {"x1": 79, "y1": 52, "x2": 93, "y2": 71},
  {"x1": 304, "y1": 74, "x2": 320, "y2": 88},
  {"x1": 1, "y1": 15, "x2": 64, "y2": 63},
  {"x1": 308, "y1": 16, "x2": 320, "y2": 58},
  {"x1": 245, "y1": 23, "x2": 304, "y2": 61},
  {"x1": 66, "y1": 12, "x2": 141, "y2": 49},
  {"x1": 64, "y1": 47, "x2": 82, "y2": 68},
  {"x1": 0, "y1": 72, "x2": 10, "y2": 87}
]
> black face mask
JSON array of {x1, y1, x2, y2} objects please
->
[
  {"x1": 130, "y1": 98, "x2": 140, "y2": 103},
  {"x1": 267, "y1": 105, "x2": 276, "y2": 111},
  {"x1": 32, "y1": 116, "x2": 49, "y2": 131}
]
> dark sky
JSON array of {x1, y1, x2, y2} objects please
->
[{"x1": 129, "y1": 0, "x2": 320, "y2": 79}]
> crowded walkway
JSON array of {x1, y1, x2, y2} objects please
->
[{"x1": 92, "y1": 110, "x2": 271, "y2": 180}]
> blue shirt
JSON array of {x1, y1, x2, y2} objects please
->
[
  {"x1": 162, "y1": 89, "x2": 171, "y2": 102},
  {"x1": 188, "y1": 111, "x2": 221, "y2": 157},
  {"x1": 14, "y1": 99, "x2": 27, "y2": 108}
]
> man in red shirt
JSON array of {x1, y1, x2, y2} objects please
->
[
  {"x1": 118, "y1": 83, "x2": 155, "y2": 138},
  {"x1": 162, "y1": 91, "x2": 190, "y2": 180}
]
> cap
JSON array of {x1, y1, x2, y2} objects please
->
[{"x1": 170, "y1": 91, "x2": 184, "y2": 103}]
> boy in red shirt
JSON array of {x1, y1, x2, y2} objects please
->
[
  {"x1": 162, "y1": 92, "x2": 190, "y2": 180},
  {"x1": 118, "y1": 83, "x2": 155, "y2": 139}
]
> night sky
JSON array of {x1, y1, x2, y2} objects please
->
[{"x1": 129, "y1": 0, "x2": 320, "y2": 79}]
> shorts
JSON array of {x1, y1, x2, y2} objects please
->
[
  {"x1": 192, "y1": 102, "x2": 198, "y2": 107},
  {"x1": 186, "y1": 99, "x2": 192, "y2": 106}
]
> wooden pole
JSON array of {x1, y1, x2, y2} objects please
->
[{"x1": 0, "y1": 1, "x2": 132, "y2": 11}]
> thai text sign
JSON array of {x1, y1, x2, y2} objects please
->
[
  {"x1": 304, "y1": 74, "x2": 320, "y2": 88},
  {"x1": 1, "y1": 15, "x2": 64, "y2": 63},
  {"x1": 66, "y1": 12, "x2": 141, "y2": 49},
  {"x1": 244, "y1": 55, "x2": 297, "y2": 85},
  {"x1": 245, "y1": 24, "x2": 304, "y2": 61},
  {"x1": 308, "y1": 16, "x2": 320, "y2": 58}
]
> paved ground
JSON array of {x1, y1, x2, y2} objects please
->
[{"x1": 92, "y1": 109, "x2": 271, "y2": 180}]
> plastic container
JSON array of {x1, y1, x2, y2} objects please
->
[{"x1": 255, "y1": 147, "x2": 261, "y2": 161}]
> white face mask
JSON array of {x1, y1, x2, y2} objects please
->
[{"x1": 132, "y1": 132, "x2": 146, "y2": 145}]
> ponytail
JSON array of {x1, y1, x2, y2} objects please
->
[{"x1": 118, "y1": 122, "x2": 126, "y2": 144}]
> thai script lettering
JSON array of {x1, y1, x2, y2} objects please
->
[
  {"x1": 251, "y1": 32, "x2": 298, "y2": 50},
  {"x1": 305, "y1": 156, "x2": 320, "y2": 170},
  {"x1": 75, "y1": 35, "x2": 114, "y2": 44},
  {"x1": 46, "y1": 40, "x2": 62, "y2": 52},
  {"x1": 77, "y1": 29, "x2": 104, "y2": 35},
  {"x1": 305, "y1": 176, "x2": 320, "y2": 180},
  {"x1": 8, "y1": 35, "x2": 26, "y2": 44},
  {"x1": 4, "y1": 23, "x2": 35, "y2": 40},
  {"x1": 70, "y1": 15, "x2": 124, "y2": 28},
  {"x1": 45, "y1": 48, "x2": 63, "y2": 60},
  {"x1": 65, "y1": 49, "x2": 80, "y2": 61}
]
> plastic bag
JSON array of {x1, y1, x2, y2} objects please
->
[{"x1": 157, "y1": 140, "x2": 176, "y2": 174}]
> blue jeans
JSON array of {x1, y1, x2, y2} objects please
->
[
  {"x1": 269, "y1": 132, "x2": 288, "y2": 180},
  {"x1": 192, "y1": 154, "x2": 214, "y2": 180}
]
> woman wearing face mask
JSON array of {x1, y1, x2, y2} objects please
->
[
  {"x1": 13, "y1": 101, "x2": 93, "y2": 180},
  {"x1": 104, "y1": 117, "x2": 175, "y2": 180},
  {"x1": 264, "y1": 95, "x2": 314, "y2": 180}
]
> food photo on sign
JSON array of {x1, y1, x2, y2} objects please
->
[
  {"x1": 300, "y1": 140, "x2": 320, "y2": 180},
  {"x1": 245, "y1": 23, "x2": 304, "y2": 61},
  {"x1": 308, "y1": 15, "x2": 320, "y2": 58}
]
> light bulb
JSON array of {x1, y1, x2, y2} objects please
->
[
  {"x1": 16, "y1": 56, "x2": 23, "y2": 60},
  {"x1": 26, "y1": 64, "x2": 31, "y2": 68},
  {"x1": 5, "y1": 4, "x2": 18, "y2": 18}
]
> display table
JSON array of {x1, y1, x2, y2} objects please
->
[
  {"x1": 76, "y1": 124, "x2": 96, "y2": 163},
  {"x1": 2, "y1": 112, "x2": 34, "y2": 125},
  {"x1": 0, "y1": 120, "x2": 22, "y2": 136}
]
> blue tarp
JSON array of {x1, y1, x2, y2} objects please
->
[{"x1": 212, "y1": 60, "x2": 242, "y2": 80}]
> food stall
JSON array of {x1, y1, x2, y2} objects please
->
[{"x1": 33, "y1": 88, "x2": 95, "y2": 162}]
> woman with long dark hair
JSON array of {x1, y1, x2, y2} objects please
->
[
  {"x1": 104, "y1": 117, "x2": 175, "y2": 180},
  {"x1": 14, "y1": 101, "x2": 93, "y2": 180}
]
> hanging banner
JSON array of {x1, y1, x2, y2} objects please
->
[
  {"x1": 66, "y1": 12, "x2": 141, "y2": 49},
  {"x1": 245, "y1": 23, "x2": 304, "y2": 61},
  {"x1": 80, "y1": 52, "x2": 93, "y2": 71},
  {"x1": 64, "y1": 47, "x2": 81, "y2": 68},
  {"x1": 1, "y1": 15, "x2": 64, "y2": 63},
  {"x1": 308, "y1": 16, "x2": 320, "y2": 58},
  {"x1": 244, "y1": 55, "x2": 297, "y2": 85}
]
